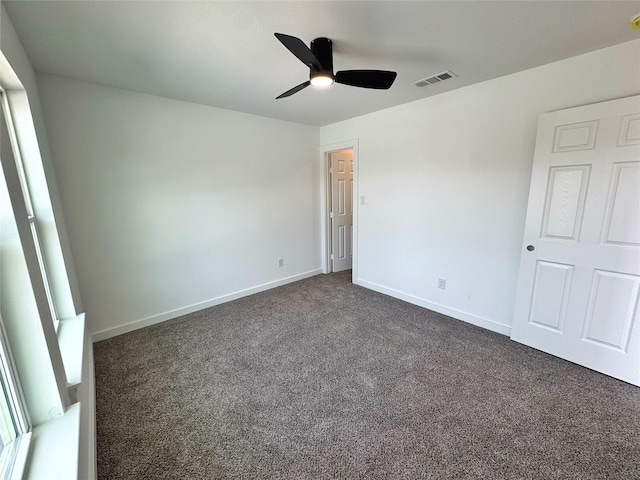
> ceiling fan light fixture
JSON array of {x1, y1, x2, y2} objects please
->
[
  {"x1": 310, "y1": 73, "x2": 334, "y2": 87},
  {"x1": 274, "y1": 33, "x2": 396, "y2": 99}
]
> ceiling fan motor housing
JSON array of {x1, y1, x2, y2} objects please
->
[{"x1": 310, "y1": 37, "x2": 334, "y2": 79}]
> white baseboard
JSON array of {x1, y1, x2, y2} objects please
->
[
  {"x1": 354, "y1": 278, "x2": 512, "y2": 337},
  {"x1": 91, "y1": 269, "x2": 323, "y2": 342}
]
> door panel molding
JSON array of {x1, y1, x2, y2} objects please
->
[
  {"x1": 330, "y1": 149, "x2": 353, "y2": 272},
  {"x1": 511, "y1": 95, "x2": 640, "y2": 386}
]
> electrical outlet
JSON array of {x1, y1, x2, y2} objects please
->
[
  {"x1": 438, "y1": 278, "x2": 446, "y2": 289},
  {"x1": 278, "y1": 258, "x2": 284, "y2": 267}
]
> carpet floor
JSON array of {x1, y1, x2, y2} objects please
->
[{"x1": 94, "y1": 271, "x2": 640, "y2": 479}]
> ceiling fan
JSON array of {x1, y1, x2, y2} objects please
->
[{"x1": 274, "y1": 33, "x2": 397, "y2": 99}]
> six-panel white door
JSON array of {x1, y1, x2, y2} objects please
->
[
  {"x1": 330, "y1": 149, "x2": 353, "y2": 272},
  {"x1": 511, "y1": 95, "x2": 640, "y2": 386}
]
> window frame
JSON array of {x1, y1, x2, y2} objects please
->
[
  {"x1": 0, "y1": 90, "x2": 59, "y2": 332},
  {"x1": 0, "y1": 314, "x2": 31, "y2": 480},
  {"x1": 0, "y1": 91, "x2": 34, "y2": 479},
  {"x1": 0, "y1": 92, "x2": 32, "y2": 474},
  {"x1": 0, "y1": 44, "x2": 86, "y2": 477}
]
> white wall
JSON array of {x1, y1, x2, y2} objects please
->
[
  {"x1": 37, "y1": 75, "x2": 321, "y2": 339},
  {"x1": 320, "y1": 39, "x2": 640, "y2": 334}
]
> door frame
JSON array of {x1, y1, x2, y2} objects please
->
[{"x1": 319, "y1": 140, "x2": 359, "y2": 277}]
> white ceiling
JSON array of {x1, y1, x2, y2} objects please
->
[{"x1": 3, "y1": 1, "x2": 639, "y2": 126}]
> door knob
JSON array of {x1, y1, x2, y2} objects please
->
[{"x1": 526, "y1": 245, "x2": 535, "y2": 251}]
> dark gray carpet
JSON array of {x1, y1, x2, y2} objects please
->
[{"x1": 94, "y1": 271, "x2": 640, "y2": 479}]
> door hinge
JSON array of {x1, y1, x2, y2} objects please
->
[{"x1": 330, "y1": 211, "x2": 333, "y2": 218}]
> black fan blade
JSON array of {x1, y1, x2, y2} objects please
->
[
  {"x1": 274, "y1": 33, "x2": 322, "y2": 72},
  {"x1": 276, "y1": 81, "x2": 311, "y2": 99},
  {"x1": 335, "y1": 70, "x2": 397, "y2": 89}
]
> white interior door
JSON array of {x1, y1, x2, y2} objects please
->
[
  {"x1": 511, "y1": 95, "x2": 640, "y2": 386},
  {"x1": 330, "y1": 149, "x2": 353, "y2": 272}
]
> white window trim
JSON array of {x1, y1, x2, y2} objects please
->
[
  {"x1": 1, "y1": 88, "x2": 71, "y2": 411},
  {"x1": 1, "y1": 91, "x2": 59, "y2": 332},
  {"x1": 2, "y1": 431, "x2": 32, "y2": 480},
  {"x1": 0, "y1": 312, "x2": 31, "y2": 480},
  {"x1": 1, "y1": 67, "x2": 86, "y2": 478}
]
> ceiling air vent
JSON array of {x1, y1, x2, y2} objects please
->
[{"x1": 413, "y1": 70, "x2": 458, "y2": 88}]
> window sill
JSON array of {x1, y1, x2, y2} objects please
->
[
  {"x1": 57, "y1": 313, "x2": 85, "y2": 392},
  {"x1": 24, "y1": 403, "x2": 80, "y2": 480}
]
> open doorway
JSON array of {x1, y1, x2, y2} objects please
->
[
  {"x1": 321, "y1": 140, "x2": 358, "y2": 279},
  {"x1": 328, "y1": 149, "x2": 353, "y2": 273}
]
